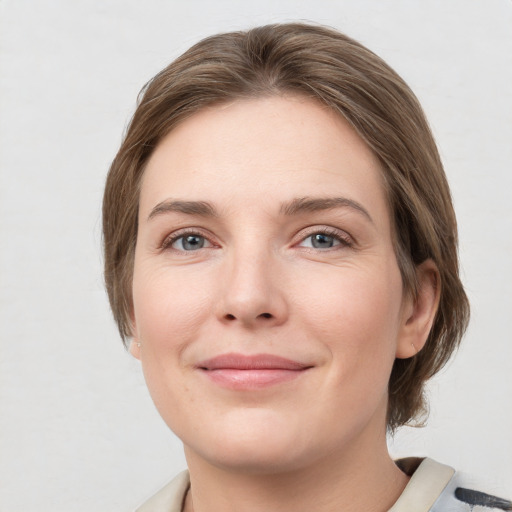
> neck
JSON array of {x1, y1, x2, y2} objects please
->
[{"x1": 182, "y1": 422, "x2": 408, "y2": 512}]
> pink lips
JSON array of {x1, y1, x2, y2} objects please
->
[{"x1": 196, "y1": 353, "x2": 312, "y2": 390}]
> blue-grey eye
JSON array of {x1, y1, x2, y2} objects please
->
[
  {"x1": 172, "y1": 235, "x2": 208, "y2": 251},
  {"x1": 300, "y1": 233, "x2": 341, "y2": 249},
  {"x1": 309, "y1": 233, "x2": 338, "y2": 249}
]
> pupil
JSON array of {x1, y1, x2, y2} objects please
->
[
  {"x1": 312, "y1": 234, "x2": 334, "y2": 248},
  {"x1": 183, "y1": 235, "x2": 204, "y2": 250}
]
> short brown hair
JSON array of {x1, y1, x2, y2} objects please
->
[{"x1": 103, "y1": 22, "x2": 470, "y2": 431}]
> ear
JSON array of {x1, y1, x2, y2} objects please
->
[
  {"x1": 128, "y1": 312, "x2": 142, "y2": 360},
  {"x1": 396, "y1": 259, "x2": 441, "y2": 359},
  {"x1": 129, "y1": 338, "x2": 142, "y2": 360}
]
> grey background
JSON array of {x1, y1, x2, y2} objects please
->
[{"x1": 1, "y1": 1, "x2": 511, "y2": 510}]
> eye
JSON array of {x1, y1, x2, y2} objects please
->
[
  {"x1": 298, "y1": 230, "x2": 352, "y2": 250},
  {"x1": 165, "y1": 233, "x2": 213, "y2": 251}
]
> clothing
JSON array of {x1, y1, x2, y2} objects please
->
[{"x1": 135, "y1": 458, "x2": 512, "y2": 512}]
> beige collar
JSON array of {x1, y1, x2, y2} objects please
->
[
  {"x1": 135, "y1": 458, "x2": 455, "y2": 512},
  {"x1": 135, "y1": 470, "x2": 190, "y2": 512},
  {"x1": 389, "y1": 458, "x2": 455, "y2": 512}
]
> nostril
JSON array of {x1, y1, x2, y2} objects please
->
[{"x1": 223, "y1": 312, "x2": 274, "y2": 322}]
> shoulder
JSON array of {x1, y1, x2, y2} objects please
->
[
  {"x1": 134, "y1": 470, "x2": 190, "y2": 512},
  {"x1": 391, "y1": 457, "x2": 512, "y2": 512}
]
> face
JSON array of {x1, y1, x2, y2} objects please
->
[{"x1": 131, "y1": 96, "x2": 417, "y2": 474}]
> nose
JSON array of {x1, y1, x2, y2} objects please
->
[{"x1": 215, "y1": 248, "x2": 288, "y2": 328}]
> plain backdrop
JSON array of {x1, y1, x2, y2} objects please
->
[{"x1": 0, "y1": 1, "x2": 511, "y2": 510}]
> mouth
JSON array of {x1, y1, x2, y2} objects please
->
[{"x1": 195, "y1": 353, "x2": 313, "y2": 390}]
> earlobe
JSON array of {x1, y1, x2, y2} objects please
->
[
  {"x1": 128, "y1": 313, "x2": 142, "y2": 360},
  {"x1": 129, "y1": 338, "x2": 142, "y2": 359},
  {"x1": 396, "y1": 259, "x2": 441, "y2": 359}
]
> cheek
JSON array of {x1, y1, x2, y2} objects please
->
[
  {"x1": 131, "y1": 267, "x2": 210, "y2": 428},
  {"x1": 276, "y1": 265, "x2": 404, "y2": 449},
  {"x1": 132, "y1": 264, "x2": 213, "y2": 346},
  {"x1": 302, "y1": 262, "x2": 402, "y2": 326},
  {"x1": 294, "y1": 262, "x2": 404, "y2": 371}
]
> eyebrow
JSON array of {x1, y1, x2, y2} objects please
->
[
  {"x1": 148, "y1": 200, "x2": 218, "y2": 221},
  {"x1": 279, "y1": 196, "x2": 373, "y2": 223},
  {"x1": 147, "y1": 196, "x2": 373, "y2": 223}
]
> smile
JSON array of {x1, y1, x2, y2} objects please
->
[{"x1": 195, "y1": 353, "x2": 313, "y2": 390}]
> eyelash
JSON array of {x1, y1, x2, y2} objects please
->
[
  {"x1": 297, "y1": 227, "x2": 354, "y2": 250},
  {"x1": 160, "y1": 228, "x2": 215, "y2": 251},
  {"x1": 160, "y1": 226, "x2": 354, "y2": 252}
]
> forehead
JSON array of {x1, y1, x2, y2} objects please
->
[{"x1": 140, "y1": 95, "x2": 389, "y2": 226}]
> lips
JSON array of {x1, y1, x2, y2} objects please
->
[{"x1": 195, "y1": 353, "x2": 312, "y2": 390}]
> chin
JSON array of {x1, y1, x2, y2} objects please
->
[
  {"x1": 194, "y1": 442, "x2": 314, "y2": 476},
  {"x1": 182, "y1": 409, "x2": 319, "y2": 475}
]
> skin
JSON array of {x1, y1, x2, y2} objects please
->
[{"x1": 130, "y1": 96, "x2": 440, "y2": 512}]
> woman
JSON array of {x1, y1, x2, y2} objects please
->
[{"x1": 103, "y1": 23, "x2": 511, "y2": 512}]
